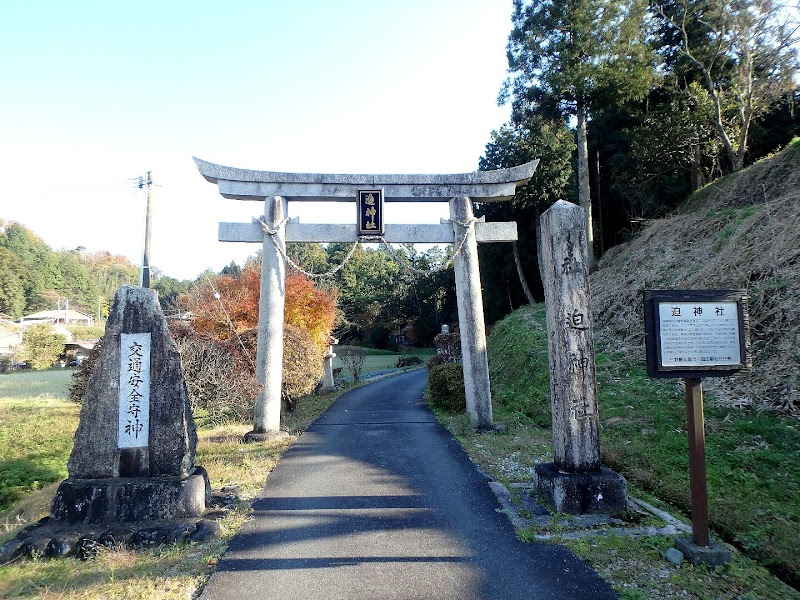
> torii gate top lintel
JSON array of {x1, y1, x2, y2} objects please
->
[{"x1": 193, "y1": 156, "x2": 539, "y2": 203}]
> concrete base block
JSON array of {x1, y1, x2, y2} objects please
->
[
  {"x1": 243, "y1": 430, "x2": 290, "y2": 444},
  {"x1": 674, "y1": 536, "x2": 731, "y2": 567},
  {"x1": 534, "y1": 463, "x2": 628, "y2": 515},
  {"x1": 51, "y1": 471, "x2": 209, "y2": 524}
]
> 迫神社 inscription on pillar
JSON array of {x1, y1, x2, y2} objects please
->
[
  {"x1": 118, "y1": 333, "x2": 151, "y2": 448},
  {"x1": 534, "y1": 200, "x2": 628, "y2": 515}
]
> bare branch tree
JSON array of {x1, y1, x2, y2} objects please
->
[
  {"x1": 339, "y1": 346, "x2": 367, "y2": 383},
  {"x1": 654, "y1": 0, "x2": 799, "y2": 170}
]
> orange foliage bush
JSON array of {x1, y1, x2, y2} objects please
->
[
  {"x1": 284, "y1": 273, "x2": 337, "y2": 353},
  {"x1": 180, "y1": 263, "x2": 336, "y2": 355}
]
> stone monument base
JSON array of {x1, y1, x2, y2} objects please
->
[
  {"x1": 0, "y1": 516, "x2": 222, "y2": 562},
  {"x1": 534, "y1": 463, "x2": 628, "y2": 515},
  {"x1": 51, "y1": 470, "x2": 210, "y2": 524},
  {"x1": 674, "y1": 536, "x2": 731, "y2": 567},
  {"x1": 0, "y1": 469, "x2": 232, "y2": 563}
]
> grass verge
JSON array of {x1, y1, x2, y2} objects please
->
[
  {"x1": 0, "y1": 370, "x2": 345, "y2": 599},
  {"x1": 434, "y1": 304, "x2": 800, "y2": 599}
]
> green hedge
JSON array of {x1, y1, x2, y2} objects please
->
[{"x1": 427, "y1": 363, "x2": 465, "y2": 413}]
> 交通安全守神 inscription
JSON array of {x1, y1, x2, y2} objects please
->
[{"x1": 118, "y1": 333, "x2": 151, "y2": 448}]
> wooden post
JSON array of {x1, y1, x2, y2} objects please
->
[
  {"x1": 539, "y1": 200, "x2": 600, "y2": 472},
  {"x1": 249, "y1": 196, "x2": 288, "y2": 439},
  {"x1": 685, "y1": 377, "x2": 710, "y2": 547},
  {"x1": 450, "y1": 196, "x2": 493, "y2": 430}
]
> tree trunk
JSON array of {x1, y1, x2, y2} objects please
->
[
  {"x1": 576, "y1": 101, "x2": 595, "y2": 268},
  {"x1": 690, "y1": 133, "x2": 705, "y2": 191},
  {"x1": 513, "y1": 241, "x2": 536, "y2": 305}
]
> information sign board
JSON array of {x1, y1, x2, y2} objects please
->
[{"x1": 644, "y1": 290, "x2": 751, "y2": 378}]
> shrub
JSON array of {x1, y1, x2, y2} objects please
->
[
  {"x1": 427, "y1": 363, "x2": 466, "y2": 413},
  {"x1": 174, "y1": 326, "x2": 258, "y2": 425},
  {"x1": 66, "y1": 325, "x2": 105, "y2": 340},
  {"x1": 433, "y1": 332, "x2": 461, "y2": 362},
  {"x1": 68, "y1": 336, "x2": 104, "y2": 402},
  {"x1": 395, "y1": 354, "x2": 423, "y2": 368},
  {"x1": 280, "y1": 323, "x2": 324, "y2": 411},
  {"x1": 22, "y1": 324, "x2": 67, "y2": 370},
  {"x1": 426, "y1": 354, "x2": 448, "y2": 371},
  {"x1": 68, "y1": 321, "x2": 323, "y2": 423}
]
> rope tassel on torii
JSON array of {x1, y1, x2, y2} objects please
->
[{"x1": 194, "y1": 157, "x2": 538, "y2": 439}]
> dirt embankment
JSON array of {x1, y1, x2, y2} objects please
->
[{"x1": 590, "y1": 140, "x2": 800, "y2": 415}]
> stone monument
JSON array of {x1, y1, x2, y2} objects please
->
[
  {"x1": 0, "y1": 286, "x2": 217, "y2": 561},
  {"x1": 321, "y1": 336, "x2": 338, "y2": 392},
  {"x1": 534, "y1": 200, "x2": 627, "y2": 515}
]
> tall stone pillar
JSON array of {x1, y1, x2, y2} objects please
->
[
  {"x1": 535, "y1": 200, "x2": 627, "y2": 514},
  {"x1": 248, "y1": 196, "x2": 288, "y2": 441},
  {"x1": 540, "y1": 200, "x2": 600, "y2": 471},
  {"x1": 450, "y1": 196, "x2": 493, "y2": 430}
]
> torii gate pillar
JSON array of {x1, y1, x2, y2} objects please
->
[
  {"x1": 252, "y1": 196, "x2": 288, "y2": 439},
  {"x1": 451, "y1": 196, "x2": 492, "y2": 428},
  {"x1": 194, "y1": 157, "x2": 539, "y2": 438}
]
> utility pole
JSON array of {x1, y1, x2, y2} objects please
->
[{"x1": 139, "y1": 171, "x2": 153, "y2": 288}]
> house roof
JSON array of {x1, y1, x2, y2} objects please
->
[{"x1": 20, "y1": 309, "x2": 93, "y2": 322}]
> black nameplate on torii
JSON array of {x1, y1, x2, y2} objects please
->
[{"x1": 357, "y1": 189, "x2": 384, "y2": 236}]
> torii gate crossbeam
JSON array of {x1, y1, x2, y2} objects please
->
[{"x1": 194, "y1": 157, "x2": 539, "y2": 437}]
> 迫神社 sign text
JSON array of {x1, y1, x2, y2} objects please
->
[
  {"x1": 644, "y1": 290, "x2": 751, "y2": 378},
  {"x1": 357, "y1": 189, "x2": 384, "y2": 236},
  {"x1": 118, "y1": 333, "x2": 151, "y2": 448}
]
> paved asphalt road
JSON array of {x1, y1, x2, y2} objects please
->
[{"x1": 201, "y1": 370, "x2": 616, "y2": 600}]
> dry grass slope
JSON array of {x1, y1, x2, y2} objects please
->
[{"x1": 591, "y1": 139, "x2": 800, "y2": 415}]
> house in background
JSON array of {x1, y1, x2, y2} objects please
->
[
  {"x1": 19, "y1": 309, "x2": 94, "y2": 327},
  {"x1": 0, "y1": 323, "x2": 21, "y2": 360}
]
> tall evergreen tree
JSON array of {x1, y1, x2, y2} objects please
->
[
  {"x1": 478, "y1": 114, "x2": 575, "y2": 313},
  {"x1": 503, "y1": 0, "x2": 655, "y2": 266}
]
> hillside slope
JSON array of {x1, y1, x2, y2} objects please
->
[{"x1": 591, "y1": 139, "x2": 800, "y2": 415}]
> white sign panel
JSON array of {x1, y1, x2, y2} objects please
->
[
  {"x1": 118, "y1": 333, "x2": 151, "y2": 448},
  {"x1": 657, "y1": 302, "x2": 741, "y2": 368}
]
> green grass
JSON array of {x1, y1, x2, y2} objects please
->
[
  {"x1": 0, "y1": 373, "x2": 346, "y2": 598},
  {"x1": 594, "y1": 349, "x2": 800, "y2": 586},
  {"x1": 332, "y1": 347, "x2": 435, "y2": 376},
  {"x1": 435, "y1": 304, "x2": 800, "y2": 598},
  {"x1": 0, "y1": 370, "x2": 79, "y2": 512},
  {"x1": 0, "y1": 368, "x2": 75, "y2": 399}
]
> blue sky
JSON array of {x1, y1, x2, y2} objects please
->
[{"x1": 0, "y1": 1, "x2": 514, "y2": 280}]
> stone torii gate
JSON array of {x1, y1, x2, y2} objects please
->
[{"x1": 194, "y1": 157, "x2": 538, "y2": 439}]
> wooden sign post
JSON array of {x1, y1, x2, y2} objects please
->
[{"x1": 644, "y1": 289, "x2": 751, "y2": 565}]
